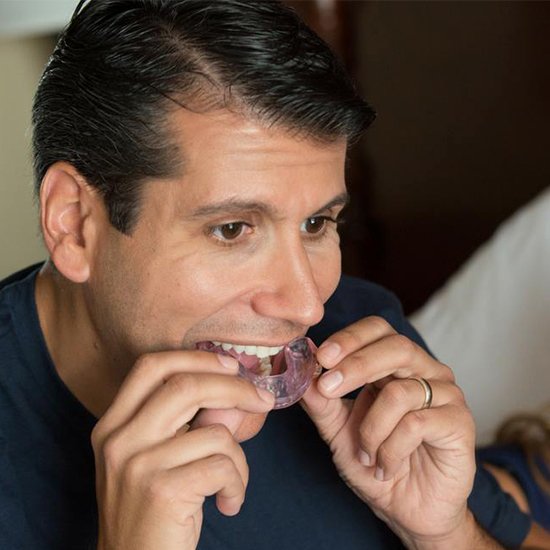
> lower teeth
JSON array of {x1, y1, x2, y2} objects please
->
[{"x1": 257, "y1": 356, "x2": 272, "y2": 376}]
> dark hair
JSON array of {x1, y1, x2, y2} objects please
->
[{"x1": 32, "y1": 0, "x2": 375, "y2": 233}]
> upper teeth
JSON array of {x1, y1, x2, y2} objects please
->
[{"x1": 212, "y1": 341, "x2": 284, "y2": 359}]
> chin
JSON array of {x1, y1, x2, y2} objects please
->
[
  {"x1": 233, "y1": 412, "x2": 269, "y2": 442},
  {"x1": 190, "y1": 408, "x2": 269, "y2": 442}
]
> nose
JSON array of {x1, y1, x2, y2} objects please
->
[{"x1": 251, "y1": 238, "x2": 325, "y2": 328}]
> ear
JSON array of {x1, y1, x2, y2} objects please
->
[{"x1": 39, "y1": 162, "x2": 102, "y2": 283}]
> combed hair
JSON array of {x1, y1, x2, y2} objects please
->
[{"x1": 32, "y1": 0, "x2": 375, "y2": 233}]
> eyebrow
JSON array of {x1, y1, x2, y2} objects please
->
[{"x1": 185, "y1": 191, "x2": 350, "y2": 221}]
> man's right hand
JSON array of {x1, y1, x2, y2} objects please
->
[{"x1": 91, "y1": 350, "x2": 275, "y2": 550}]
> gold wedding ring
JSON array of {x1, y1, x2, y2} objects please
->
[{"x1": 410, "y1": 377, "x2": 433, "y2": 410}]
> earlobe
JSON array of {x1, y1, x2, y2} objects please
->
[{"x1": 40, "y1": 162, "x2": 95, "y2": 283}]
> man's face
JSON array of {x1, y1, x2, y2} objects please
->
[{"x1": 88, "y1": 110, "x2": 347, "y2": 368}]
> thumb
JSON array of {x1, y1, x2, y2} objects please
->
[{"x1": 300, "y1": 380, "x2": 352, "y2": 445}]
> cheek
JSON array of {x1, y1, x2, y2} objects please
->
[
  {"x1": 312, "y1": 242, "x2": 342, "y2": 303},
  {"x1": 158, "y1": 260, "x2": 252, "y2": 340}
]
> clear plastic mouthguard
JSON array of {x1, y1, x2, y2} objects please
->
[{"x1": 197, "y1": 337, "x2": 320, "y2": 409}]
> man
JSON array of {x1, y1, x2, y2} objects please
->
[{"x1": 0, "y1": 0, "x2": 538, "y2": 548}]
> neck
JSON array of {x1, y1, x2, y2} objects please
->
[{"x1": 35, "y1": 263, "x2": 128, "y2": 418}]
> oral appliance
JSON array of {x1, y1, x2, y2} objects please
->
[{"x1": 196, "y1": 337, "x2": 321, "y2": 409}]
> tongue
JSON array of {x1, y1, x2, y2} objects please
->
[
  {"x1": 196, "y1": 342, "x2": 287, "y2": 375},
  {"x1": 271, "y1": 351, "x2": 286, "y2": 375},
  {"x1": 233, "y1": 351, "x2": 261, "y2": 371},
  {"x1": 233, "y1": 349, "x2": 287, "y2": 375},
  {"x1": 209, "y1": 345, "x2": 262, "y2": 372}
]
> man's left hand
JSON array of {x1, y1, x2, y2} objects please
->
[{"x1": 301, "y1": 316, "x2": 476, "y2": 546}]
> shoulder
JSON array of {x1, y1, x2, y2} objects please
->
[
  {"x1": 0, "y1": 264, "x2": 42, "y2": 294},
  {"x1": 0, "y1": 264, "x2": 42, "y2": 339}
]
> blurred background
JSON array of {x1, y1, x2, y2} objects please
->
[{"x1": 1, "y1": 1, "x2": 550, "y2": 314}]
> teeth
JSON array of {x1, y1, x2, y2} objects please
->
[
  {"x1": 212, "y1": 341, "x2": 284, "y2": 358},
  {"x1": 259, "y1": 356, "x2": 272, "y2": 376},
  {"x1": 243, "y1": 345, "x2": 256, "y2": 355},
  {"x1": 255, "y1": 346, "x2": 270, "y2": 358}
]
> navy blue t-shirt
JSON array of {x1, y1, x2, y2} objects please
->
[{"x1": 0, "y1": 265, "x2": 530, "y2": 549}]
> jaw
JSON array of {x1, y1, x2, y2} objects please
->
[{"x1": 190, "y1": 407, "x2": 269, "y2": 442}]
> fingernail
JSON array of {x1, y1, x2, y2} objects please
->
[
  {"x1": 256, "y1": 387, "x2": 275, "y2": 404},
  {"x1": 318, "y1": 342, "x2": 341, "y2": 365},
  {"x1": 359, "y1": 450, "x2": 371, "y2": 467},
  {"x1": 375, "y1": 467, "x2": 385, "y2": 482},
  {"x1": 319, "y1": 370, "x2": 343, "y2": 393},
  {"x1": 217, "y1": 354, "x2": 238, "y2": 369}
]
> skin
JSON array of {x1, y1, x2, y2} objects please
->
[
  {"x1": 37, "y1": 109, "x2": 346, "y2": 549},
  {"x1": 35, "y1": 107, "x2": 544, "y2": 549}
]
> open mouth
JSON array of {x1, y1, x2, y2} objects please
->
[
  {"x1": 196, "y1": 337, "x2": 320, "y2": 409},
  {"x1": 196, "y1": 341, "x2": 287, "y2": 376}
]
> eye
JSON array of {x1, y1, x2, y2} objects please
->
[
  {"x1": 301, "y1": 216, "x2": 335, "y2": 235},
  {"x1": 211, "y1": 222, "x2": 250, "y2": 241}
]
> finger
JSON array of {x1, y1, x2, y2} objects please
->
[
  {"x1": 123, "y1": 373, "x2": 274, "y2": 447},
  {"x1": 125, "y1": 423, "x2": 249, "y2": 491},
  {"x1": 355, "y1": 378, "x2": 463, "y2": 467},
  {"x1": 300, "y1": 381, "x2": 354, "y2": 447},
  {"x1": 317, "y1": 334, "x2": 454, "y2": 398},
  {"x1": 369, "y1": 404, "x2": 475, "y2": 482},
  {"x1": 150, "y1": 453, "x2": 247, "y2": 517},
  {"x1": 316, "y1": 316, "x2": 396, "y2": 368},
  {"x1": 99, "y1": 350, "x2": 239, "y2": 430}
]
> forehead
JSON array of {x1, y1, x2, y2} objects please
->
[{"x1": 167, "y1": 109, "x2": 347, "y2": 196}]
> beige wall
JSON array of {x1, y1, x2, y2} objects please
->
[{"x1": 0, "y1": 35, "x2": 54, "y2": 279}]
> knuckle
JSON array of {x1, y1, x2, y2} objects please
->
[
  {"x1": 358, "y1": 423, "x2": 376, "y2": 452},
  {"x1": 450, "y1": 383, "x2": 466, "y2": 405},
  {"x1": 346, "y1": 352, "x2": 366, "y2": 372},
  {"x1": 339, "y1": 326, "x2": 364, "y2": 348},
  {"x1": 403, "y1": 410, "x2": 426, "y2": 436},
  {"x1": 101, "y1": 433, "x2": 126, "y2": 471},
  {"x1": 147, "y1": 473, "x2": 176, "y2": 505},
  {"x1": 455, "y1": 401, "x2": 475, "y2": 427},
  {"x1": 368, "y1": 315, "x2": 392, "y2": 335},
  {"x1": 377, "y1": 443, "x2": 399, "y2": 467},
  {"x1": 91, "y1": 423, "x2": 106, "y2": 451},
  {"x1": 166, "y1": 373, "x2": 197, "y2": 400},
  {"x1": 389, "y1": 334, "x2": 416, "y2": 364},
  {"x1": 446, "y1": 403, "x2": 476, "y2": 447},
  {"x1": 382, "y1": 380, "x2": 410, "y2": 408},
  {"x1": 439, "y1": 363, "x2": 456, "y2": 383},
  {"x1": 206, "y1": 423, "x2": 234, "y2": 445},
  {"x1": 207, "y1": 453, "x2": 235, "y2": 479}
]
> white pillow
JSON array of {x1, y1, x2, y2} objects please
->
[{"x1": 410, "y1": 187, "x2": 550, "y2": 444}]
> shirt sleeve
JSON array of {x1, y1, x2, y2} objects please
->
[{"x1": 468, "y1": 465, "x2": 531, "y2": 547}]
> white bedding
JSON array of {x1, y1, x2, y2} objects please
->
[{"x1": 410, "y1": 187, "x2": 550, "y2": 444}]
